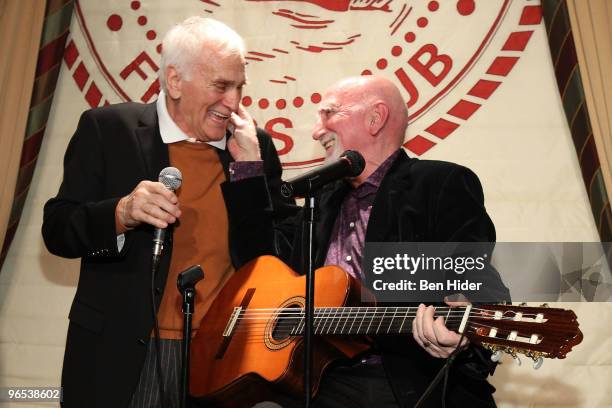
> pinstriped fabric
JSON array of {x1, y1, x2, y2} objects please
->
[
  {"x1": 541, "y1": 0, "x2": 612, "y2": 241},
  {"x1": 0, "y1": 0, "x2": 75, "y2": 267},
  {"x1": 129, "y1": 339, "x2": 182, "y2": 408}
]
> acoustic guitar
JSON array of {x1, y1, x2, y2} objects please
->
[{"x1": 190, "y1": 256, "x2": 583, "y2": 407}]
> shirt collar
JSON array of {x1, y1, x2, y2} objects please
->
[
  {"x1": 156, "y1": 90, "x2": 227, "y2": 150},
  {"x1": 350, "y1": 149, "x2": 401, "y2": 198},
  {"x1": 363, "y1": 149, "x2": 401, "y2": 188}
]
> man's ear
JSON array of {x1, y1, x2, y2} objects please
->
[
  {"x1": 368, "y1": 102, "x2": 390, "y2": 136},
  {"x1": 165, "y1": 65, "x2": 182, "y2": 99}
]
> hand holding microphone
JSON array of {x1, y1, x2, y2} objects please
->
[{"x1": 115, "y1": 167, "x2": 182, "y2": 235}]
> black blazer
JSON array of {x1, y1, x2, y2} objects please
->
[
  {"x1": 224, "y1": 150, "x2": 510, "y2": 407},
  {"x1": 42, "y1": 102, "x2": 288, "y2": 407}
]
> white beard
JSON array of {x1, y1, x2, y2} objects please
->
[{"x1": 323, "y1": 133, "x2": 345, "y2": 164}]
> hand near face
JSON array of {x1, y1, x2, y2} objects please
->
[
  {"x1": 115, "y1": 181, "x2": 182, "y2": 234},
  {"x1": 412, "y1": 299, "x2": 470, "y2": 358},
  {"x1": 228, "y1": 104, "x2": 261, "y2": 161}
]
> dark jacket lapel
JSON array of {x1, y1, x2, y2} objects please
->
[
  {"x1": 366, "y1": 151, "x2": 418, "y2": 243},
  {"x1": 214, "y1": 131, "x2": 234, "y2": 180},
  {"x1": 133, "y1": 103, "x2": 170, "y2": 180}
]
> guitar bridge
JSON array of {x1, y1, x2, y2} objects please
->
[
  {"x1": 223, "y1": 307, "x2": 243, "y2": 337},
  {"x1": 216, "y1": 288, "x2": 256, "y2": 360}
]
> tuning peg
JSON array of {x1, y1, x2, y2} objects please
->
[
  {"x1": 533, "y1": 357, "x2": 544, "y2": 369},
  {"x1": 540, "y1": 303, "x2": 549, "y2": 308},
  {"x1": 518, "y1": 302, "x2": 527, "y2": 306},
  {"x1": 513, "y1": 355, "x2": 522, "y2": 366},
  {"x1": 490, "y1": 350, "x2": 503, "y2": 363}
]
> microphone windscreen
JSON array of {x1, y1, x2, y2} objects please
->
[
  {"x1": 342, "y1": 150, "x2": 366, "y2": 177},
  {"x1": 158, "y1": 167, "x2": 182, "y2": 191}
]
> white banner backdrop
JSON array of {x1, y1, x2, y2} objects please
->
[{"x1": 0, "y1": 0, "x2": 610, "y2": 407}]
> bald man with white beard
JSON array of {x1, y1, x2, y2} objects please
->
[{"x1": 239, "y1": 76, "x2": 509, "y2": 408}]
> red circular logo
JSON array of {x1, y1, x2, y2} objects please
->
[{"x1": 65, "y1": 0, "x2": 542, "y2": 172}]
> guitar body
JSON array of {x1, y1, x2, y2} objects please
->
[{"x1": 190, "y1": 256, "x2": 371, "y2": 407}]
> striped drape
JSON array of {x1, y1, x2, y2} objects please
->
[
  {"x1": 541, "y1": 0, "x2": 612, "y2": 241},
  {"x1": 0, "y1": 0, "x2": 75, "y2": 267}
]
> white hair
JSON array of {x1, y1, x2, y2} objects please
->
[{"x1": 159, "y1": 17, "x2": 246, "y2": 92}]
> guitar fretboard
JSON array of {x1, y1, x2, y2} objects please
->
[{"x1": 271, "y1": 306, "x2": 468, "y2": 337}]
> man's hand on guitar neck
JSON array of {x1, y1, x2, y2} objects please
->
[{"x1": 412, "y1": 298, "x2": 470, "y2": 358}]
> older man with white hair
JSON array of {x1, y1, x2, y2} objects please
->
[{"x1": 42, "y1": 17, "x2": 290, "y2": 408}]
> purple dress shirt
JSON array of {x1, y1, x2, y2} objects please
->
[
  {"x1": 229, "y1": 161, "x2": 264, "y2": 182},
  {"x1": 324, "y1": 150, "x2": 401, "y2": 280}
]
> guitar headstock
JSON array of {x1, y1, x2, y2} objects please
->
[{"x1": 464, "y1": 304, "x2": 583, "y2": 368}]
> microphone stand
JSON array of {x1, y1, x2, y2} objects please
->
[
  {"x1": 302, "y1": 194, "x2": 318, "y2": 408},
  {"x1": 177, "y1": 265, "x2": 205, "y2": 408}
]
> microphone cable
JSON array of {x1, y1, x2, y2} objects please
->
[
  {"x1": 414, "y1": 311, "x2": 469, "y2": 408},
  {"x1": 151, "y1": 253, "x2": 168, "y2": 408},
  {"x1": 440, "y1": 328, "x2": 468, "y2": 408}
]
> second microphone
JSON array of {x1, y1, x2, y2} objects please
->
[{"x1": 280, "y1": 150, "x2": 365, "y2": 198}]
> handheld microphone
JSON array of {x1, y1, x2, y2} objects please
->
[
  {"x1": 153, "y1": 167, "x2": 182, "y2": 257},
  {"x1": 280, "y1": 150, "x2": 365, "y2": 198}
]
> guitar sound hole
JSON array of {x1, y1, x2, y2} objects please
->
[{"x1": 272, "y1": 304, "x2": 301, "y2": 341}]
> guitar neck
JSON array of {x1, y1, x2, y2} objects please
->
[
  {"x1": 215, "y1": 257, "x2": 583, "y2": 369},
  {"x1": 276, "y1": 306, "x2": 470, "y2": 336}
]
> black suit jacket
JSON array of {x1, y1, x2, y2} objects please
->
[
  {"x1": 225, "y1": 150, "x2": 510, "y2": 407},
  {"x1": 42, "y1": 102, "x2": 289, "y2": 407}
]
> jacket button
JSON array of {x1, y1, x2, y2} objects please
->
[
  {"x1": 138, "y1": 338, "x2": 146, "y2": 345},
  {"x1": 155, "y1": 287, "x2": 162, "y2": 294}
]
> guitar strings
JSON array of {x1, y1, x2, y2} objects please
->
[
  {"x1": 232, "y1": 305, "x2": 536, "y2": 314},
  {"x1": 207, "y1": 326, "x2": 489, "y2": 345},
  {"x1": 212, "y1": 316, "x2": 545, "y2": 345},
  {"x1": 234, "y1": 312, "x2": 471, "y2": 321},
  {"x1": 227, "y1": 316, "x2": 533, "y2": 339},
  {"x1": 229, "y1": 314, "x2": 471, "y2": 332},
  {"x1": 226, "y1": 324, "x2": 540, "y2": 346},
  {"x1": 206, "y1": 306, "x2": 546, "y2": 341},
  {"x1": 227, "y1": 313, "x2": 533, "y2": 332},
  {"x1": 218, "y1": 324, "x2": 537, "y2": 349},
  {"x1": 227, "y1": 315, "x2": 544, "y2": 334},
  {"x1": 229, "y1": 316, "x2": 482, "y2": 335},
  {"x1": 234, "y1": 307, "x2": 541, "y2": 318},
  {"x1": 232, "y1": 310, "x2": 538, "y2": 322}
]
